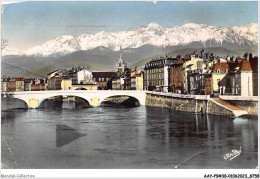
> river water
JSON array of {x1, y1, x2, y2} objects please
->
[{"x1": 1, "y1": 98, "x2": 258, "y2": 169}]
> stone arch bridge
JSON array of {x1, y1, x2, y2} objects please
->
[{"x1": 2, "y1": 90, "x2": 146, "y2": 108}]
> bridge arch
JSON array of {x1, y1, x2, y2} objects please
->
[
  {"x1": 75, "y1": 88, "x2": 88, "y2": 90},
  {"x1": 100, "y1": 95, "x2": 141, "y2": 107},
  {"x1": 1, "y1": 96, "x2": 29, "y2": 108}
]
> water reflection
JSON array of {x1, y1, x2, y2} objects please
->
[
  {"x1": 145, "y1": 107, "x2": 257, "y2": 169},
  {"x1": 1, "y1": 108, "x2": 28, "y2": 124},
  {"x1": 1, "y1": 98, "x2": 28, "y2": 110},
  {"x1": 39, "y1": 98, "x2": 89, "y2": 109}
]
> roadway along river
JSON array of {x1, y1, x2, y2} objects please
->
[{"x1": 1, "y1": 98, "x2": 258, "y2": 169}]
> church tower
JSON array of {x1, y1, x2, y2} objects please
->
[{"x1": 115, "y1": 46, "x2": 127, "y2": 76}]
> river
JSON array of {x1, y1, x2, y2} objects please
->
[{"x1": 1, "y1": 98, "x2": 258, "y2": 169}]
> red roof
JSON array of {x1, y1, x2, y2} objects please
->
[
  {"x1": 211, "y1": 57, "x2": 258, "y2": 73},
  {"x1": 239, "y1": 58, "x2": 252, "y2": 71},
  {"x1": 211, "y1": 61, "x2": 242, "y2": 73},
  {"x1": 211, "y1": 62, "x2": 230, "y2": 73},
  {"x1": 183, "y1": 57, "x2": 191, "y2": 61}
]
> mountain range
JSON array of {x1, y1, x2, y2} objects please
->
[{"x1": 2, "y1": 23, "x2": 258, "y2": 77}]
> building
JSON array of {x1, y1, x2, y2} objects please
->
[
  {"x1": 66, "y1": 66, "x2": 92, "y2": 85},
  {"x1": 5, "y1": 77, "x2": 24, "y2": 92},
  {"x1": 24, "y1": 78, "x2": 33, "y2": 91},
  {"x1": 112, "y1": 46, "x2": 128, "y2": 90},
  {"x1": 204, "y1": 74, "x2": 213, "y2": 95},
  {"x1": 211, "y1": 61, "x2": 240, "y2": 95},
  {"x1": 60, "y1": 78, "x2": 72, "y2": 90},
  {"x1": 144, "y1": 57, "x2": 176, "y2": 92},
  {"x1": 120, "y1": 76, "x2": 125, "y2": 90},
  {"x1": 250, "y1": 56, "x2": 258, "y2": 96},
  {"x1": 170, "y1": 59, "x2": 185, "y2": 93},
  {"x1": 76, "y1": 68, "x2": 93, "y2": 84},
  {"x1": 183, "y1": 55, "x2": 206, "y2": 94},
  {"x1": 188, "y1": 69, "x2": 202, "y2": 95},
  {"x1": 211, "y1": 61, "x2": 231, "y2": 95},
  {"x1": 15, "y1": 77, "x2": 25, "y2": 91},
  {"x1": 31, "y1": 78, "x2": 46, "y2": 91},
  {"x1": 169, "y1": 51, "x2": 218, "y2": 95},
  {"x1": 48, "y1": 76, "x2": 71, "y2": 90},
  {"x1": 234, "y1": 54, "x2": 258, "y2": 96},
  {"x1": 123, "y1": 70, "x2": 131, "y2": 90},
  {"x1": 1, "y1": 77, "x2": 9, "y2": 92},
  {"x1": 130, "y1": 70, "x2": 143, "y2": 90},
  {"x1": 112, "y1": 78, "x2": 121, "y2": 90},
  {"x1": 209, "y1": 53, "x2": 258, "y2": 96},
  {"x1": 7, "y1": 81, "x2": 16, "y2": 92},
  {"x1": 115, "y1": 46, "x2": 127, "y2": 77},
  {"x1": 47, "y1": 69, "x2": 61, "y2": 90},
  {"x1": 92, "y1": 72, "x2": 116, "y2": 90},
  {"x1": 1, "y1": 81, "x2": 8, "y2": 92}
]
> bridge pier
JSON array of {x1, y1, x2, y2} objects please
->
[
  {"x1": 28, "y1": 98, "x2": 40, "y2": 109},
  {"x1": 90, "y1": 97, "x2": 101, "y2": 107}
]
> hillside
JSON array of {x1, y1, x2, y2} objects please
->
[{"x1": 2, "y1": 46, "x2": 258, "y2": 77}]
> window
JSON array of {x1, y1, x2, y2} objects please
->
[{"x1": 217, "y1": 69, "x2": 220, "y2": 74}]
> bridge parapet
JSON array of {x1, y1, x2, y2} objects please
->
[{"x1": 2, "y1": 90, "x2": 147, "y2": 108}]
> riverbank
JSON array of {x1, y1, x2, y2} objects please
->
[{"x1": 145, "y1": 91, "x2": 257, "y2": 118}]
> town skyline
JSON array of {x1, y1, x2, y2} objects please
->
[{"x1": 2, "y1": 1, "x2": 258, "y2": 50}]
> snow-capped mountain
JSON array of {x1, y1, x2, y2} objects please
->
[
  {"x1": 1, "y1": 47, "x2": 24, "y2": 56},
  {"x1": 3, "y1": 23, "x2": 258, "y2": 57}
]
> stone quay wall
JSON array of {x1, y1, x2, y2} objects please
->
[
  {"x1": 219, "y1": 96, "x2": 258, "y2": 115},
  {"x1": 207, "y1": 98, "x2": 236, "y2": 116},
  {"x1": 145, "y1": 92, "x2": 257, "y2": 117},
  {"x1": 145, "y1": 92, "x2": 209, "y2": 114}
]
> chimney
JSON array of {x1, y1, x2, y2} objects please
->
[
  {"x1": 249, "y1": 53, "x2": 253, "y2": 61},
  {"x1": 244, "y1": 53, "x2": 248, "y2": 60},
  {"x1": 200, "y1": 49, "x2": 204, "y2": 58},
  {"x1": 235, "y1": 57, "x2": 238, "y2": 64}
]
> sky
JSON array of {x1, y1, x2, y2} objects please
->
[{"x1": 2, "y1": 1, "x2": 258, "y2": 50}]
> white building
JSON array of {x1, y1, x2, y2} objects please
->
[
  {"x1": 77, "y1": 68, "x2": 93, "y2": 84},
  {"x1": 120, "y1": 77, "x2": 125, "y2": 90},
  {"x1": 239, "y1": 58, "x2": 253, "y2": 96},
  {"x1": 163, "y1": 66, "x2": 170, "y2": 92}
]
